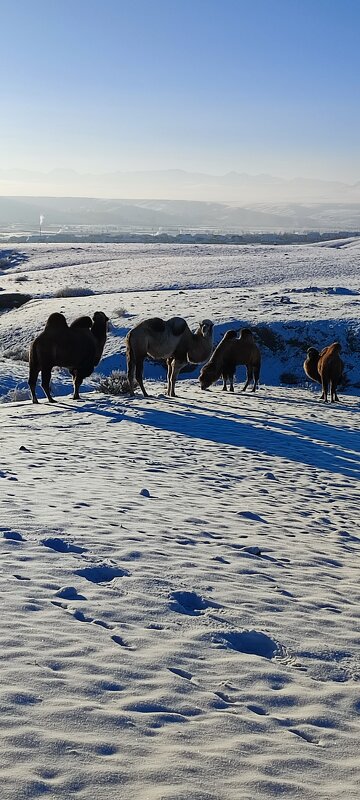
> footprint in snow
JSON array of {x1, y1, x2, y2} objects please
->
[
  {"x1": 169, "y1": 590, "x2": 220, "y2": 616},
  {"x1": 75, "y1": 564, "x2": 130, "y2": 583},
  {"x1": 237, "y1": 511, "x2": 268, "y2": 523},
  {"x1": 168, "y1": 667, "x2": 193, "y2": 680},
  {"x1": 247, "y1": 704, "x2": 268, "y2": 715},
  {"x1": 289, "y1": 728, "x2": 320, "y2": 745},
  {"x1": 55, "y1": 586, "x2": 87, "y2": 600},
  {"x1": 3, "y1": 531, "x2": 24, "y2": 542},
  {"x1": 51, "y1": 599, "x2": 123, "y2": 636},
  {"x1": 0, "y1": 470, "x2": 18, "y2": 481},
  {"x1": 212, "y1": 629, "x2": 287, "y2": 660},
  {"x1": 176, "y1": 537, "x2": 197, "y2": 546},
  {"x1": 42, "y1": 537, "x2": 85, "y2": 554}
]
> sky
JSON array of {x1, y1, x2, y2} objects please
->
[{"x1": 1, "y1": 0, "x2": 360, "y2": 194}]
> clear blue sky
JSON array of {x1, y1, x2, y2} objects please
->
[{"x1": 1, "y1": 0, "x2": 360, "y2": 181}]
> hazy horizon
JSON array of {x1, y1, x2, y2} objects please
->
[
  {"x1": 1, "y1": 167, "x2": 360, "y2": 205},
  {"x1": 2, "y1": 0, "x2": 360, "y2": 193}
]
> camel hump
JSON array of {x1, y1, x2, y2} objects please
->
[
  {"x1": 70, "y1": 315, "x2": 93, "y2": 330},
  {"x1": 239, "y1": 328, "x2": 253, "y2": 340},
  {"x1": 332, "y1": 341, "x2": 342, "y2": 352},
  {"x1": 45, "y1": 312, "x2": 68, "y2": 329},
  {"x1": 223, "y1": 329, "x2": 238, "y2": 341},
  {"x1": 167, "y1": 316, "x2": 188, "y2": 336},
  {"x1": 320, "y1": 341, "x2": 342, "y2": 359},
  {"x1": 147, "y1": 317, "x2": 167, "y2": 333}
]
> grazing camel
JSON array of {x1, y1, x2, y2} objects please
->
[
  {"x1": 199, "y1": 328, "x2": 261, "y2": 392},
  {"x1": 28, "y1": 311, "x2": 109, "y2": 403},
  {"x1": 317, "y1": 342, "x2": 344, "y2": 403},
  {"x1": 166, "y1": 319, "x2": 214, "y2": 397},
  {"x1": 304, "y1": 343, "x2": 344, "y2": 402},
  {"x1": 126, "y1": 316, "x2": 213, "y2": 397}
]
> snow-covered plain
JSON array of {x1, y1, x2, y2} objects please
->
[{"x1": 0, "y1": 241, "x2": 360, "y2": 799}]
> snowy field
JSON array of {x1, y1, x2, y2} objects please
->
[{"x1": 0, "y1": 241, "x2": 360, "y2": 799}]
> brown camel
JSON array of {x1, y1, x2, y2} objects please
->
[{"x1": 304, "y1": 343, "x2": 344, "y2": 402}]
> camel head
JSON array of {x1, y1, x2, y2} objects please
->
[
  {"x1": 199, "y1": 319, "x2": 214, "y2": 338},
  {"x1": 239, "y1": 328, "x2": 254, "y2": 340},
  {"x1": 93, "y1": 311, "x2": 110, "y2": 330},
  {"x1": 306, "y1": 347, "x2": 320, "y2": 362},
  {"x1": 199, "y1": 361, "x2": 218, "y2": 390}
]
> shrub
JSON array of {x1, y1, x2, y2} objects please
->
[
  {"x1": 97, "y1": 371, "x2": 132, "y2": 395},
  {"x1": 0, "y1": 293, "x2": 32, "y2": 310},
  {"x1": 0, "y1": 386, "x2": 31, "y2": 403},
  {"x1": 346, "y1": 328, "x2": 360, "y2": 353},
  {"x1": 2, "y1": 346, "x2": 29, "y2": 362},
  {"x1": 53, "y1": 286, "x2": 94, "y2": 298},
  {"x1": 280, "y1": 371, "x2": 300, "y2": 386},
  {"x1": 13, "y1": 275, "x2": 29, "y2": 282},
  {"x1": 254, "y1": 325, "x2": 285, "y2": 353},
  {"x1": 112, "y1": 306, "x2": 129, "y2": 318}
]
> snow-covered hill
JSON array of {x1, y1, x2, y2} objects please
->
[{"x1": 0, "y1": 242, "x2": 360, "y2": 800}]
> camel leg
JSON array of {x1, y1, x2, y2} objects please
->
[
  {"x1": 331, "y1": 380, "x2": 339, "y2": 403},
  {"x1": 229, "y1": 371, "x2": 235, "y2": 393},
  {"x1": 321, "y1": 378, "x2": 328, "y2": 402},
  {"x1": 252, "y1": 365, "x2": 260, "y2": 392},
  {"x1": 41, "y1": 367, "x2": 56, "y2": 403},
  {"x1": 242, "y1": 366, "x2": 251, "y2": 392},
  {"x1": 28, "y1": 362, "x2": 40, "y2": 404},
  {"x1": 167, "y1": 359, "x2": 173, "y2": 396},
  {"x1": 168, "y1": 360, "x2": 181, "y2": 397},
  {"x1": 222, "y1": 372, "x2": 228, "y2": 391},
  {"x1": 135, "y1": 358, "x2": 148, "y2": 398},
  {"x1": 72, "y1": 372, "x2": 84, "y2": 400}
]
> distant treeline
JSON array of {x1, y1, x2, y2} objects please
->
[{"x1": 5, "y1": 230, "x2": 360, "y2": 245}]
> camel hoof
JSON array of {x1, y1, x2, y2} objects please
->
[{"x1": 48, "y1": 397, "x2": 57, "y2": 404}]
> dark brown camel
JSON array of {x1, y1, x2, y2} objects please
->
[
  {"x1": 28, "y1": 311, "x2": 109, "y2": 403},
  {"x1": 199, "y1": 328, "x2": 261, "y2": 392}
]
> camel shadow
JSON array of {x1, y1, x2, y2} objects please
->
[{"x1": 70, "y1": 396, "x2": 360, "y2": 481}]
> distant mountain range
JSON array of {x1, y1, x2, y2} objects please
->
[{"x1": 1, "y1": 168, "x2": 360, "y2": 205}]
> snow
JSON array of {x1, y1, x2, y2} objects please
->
[{"x1": 0, "y1": 241, "x2": 360, "y2": 799}]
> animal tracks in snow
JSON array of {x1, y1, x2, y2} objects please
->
[{"x1": 51, "y1": 599, "x2": 135, "y2": 649}]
